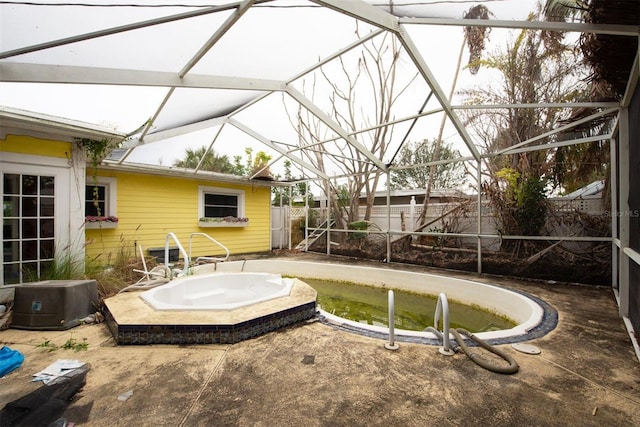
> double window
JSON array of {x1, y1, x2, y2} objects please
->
[{"x1": 199, "y1": 186, "x2": 245, "y2": 219}]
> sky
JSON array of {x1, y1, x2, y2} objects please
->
[{"x1": 0, "y1": 0, "x2": 542, "y2": 172}]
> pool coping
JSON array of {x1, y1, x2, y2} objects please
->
[
  {"x1": 213, "y1": 259, "x2": 558, "y2": 345},
  {"x1": 317, "y1": 288, "x2": 558, "y2": 347}
]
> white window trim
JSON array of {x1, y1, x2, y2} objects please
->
[{"x1": 198, "y1": 185, "x2": 245, "y2": 220}]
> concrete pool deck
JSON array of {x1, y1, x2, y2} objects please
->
[{"x1": 1, "y1": 254, "x2": 639, "y2": 426}]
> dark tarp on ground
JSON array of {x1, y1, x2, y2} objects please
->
[{"x1": 0, "y1": 364, "x2": 89, "y2": 427}]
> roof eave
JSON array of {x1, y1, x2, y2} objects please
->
[
  {"x1": 98, "y1": 161, "x2": 275, "y2": 187},
  {"x1": 0, "y1": 106, "x2": 126, "y2": 142}
]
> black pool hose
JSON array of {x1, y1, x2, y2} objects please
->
[{"x1": 449, "y1": 328, "x2": 519, "y2": 375}]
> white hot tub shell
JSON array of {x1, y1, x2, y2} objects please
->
[{"x1": 140, "y1": 272, "x2": 294, "y2": 311}]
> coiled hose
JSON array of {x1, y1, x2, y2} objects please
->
[{"x1": 449, "y1": 328, "x2": 519, "y2": 375}]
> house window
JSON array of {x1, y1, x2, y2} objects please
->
[
  {"x1": 2, "y1": 173, "x2": 55, "y2": 284},
  {"x1": 199, "y1": 186, "x2": 245, "y2": 219},
  {"x1": 85, "y1": 184, "x2": 106, "y2": 216},
  {"x1": 85, "y1": 177, "x2": 117, "y2": 219}
]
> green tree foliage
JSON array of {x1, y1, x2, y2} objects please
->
[
  {"x1": 544, "y1": 0, "x2": 638, "y2": 98},
  {"x1": 173, "y1": 146, "x2": 236, "y2": 174},
  {"x1": 541, "y1": 0, "x2": 626, "y2": 195},
  {"x1": 390, "y1": 139, "x2": 466, "y2": 190},
  {"x1": 250, "y1": 149, "x2": 273, "y2": 178},
  {"x1": 553, "y1": 138, "x2": 609, "y2": 194},
  {"x1": 493, "y1": 168, "x2": 548, "y2": 236},
  {"x1": 461, "y1": 9, "x2": 591, "y2": 244},
  {"x1": 232, "y1": 154, "x2": 246, "y2": 176},
  {"x1": 174, "y1": 146, "x2": 276, "y2": 180},
  {"x1": 227, "y1": 147, "x2": 273, "y2": 178}
]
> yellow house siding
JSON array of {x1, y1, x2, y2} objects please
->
[
  {"x1": 85, "y1": 170, "x2": 271, "y2": 264},
  {"x1": 1, "y1": 134, "x2": 71, "y2": 158}
]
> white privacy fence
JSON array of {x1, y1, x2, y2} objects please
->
[{"x1": 272, "y1": 195, "x2": 607, "y2": 251}]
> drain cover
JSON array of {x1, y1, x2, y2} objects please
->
[{"x1": 511, "y1": 343, "x2": 541, "y2": 355}]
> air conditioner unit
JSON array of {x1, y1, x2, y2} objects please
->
[{"x1": 11, "y1": 280, "x2": 99, "y2": 330}]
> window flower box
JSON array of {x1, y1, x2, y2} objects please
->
[
  {"x1": 85, "y1": 215, "x2": 119, "y2": 229},
  {"x1": 198, "y1": 217, "x2": 249, "y2": 228}
]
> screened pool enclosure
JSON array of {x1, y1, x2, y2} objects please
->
[{"x1": 0, "y1": 1, "x2": 638, "y2": 348}]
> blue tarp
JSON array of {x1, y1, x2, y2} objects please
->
[{"x1": 0, "y1": 345, "x2": 24, "y2": 377}]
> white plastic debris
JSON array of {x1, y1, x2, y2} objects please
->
[
  {"x1": 79, "y1": 314, "x2": 95, "y2": 324},
  {"x1": 117, "y1": 390, "x2": 134, "y2": 401},
  {"x1": 511, "y1": 343, "x2": 541, "y2": 355},
  {"x1": 33, "y1": 359, "x2": 85, "y2": 384}
]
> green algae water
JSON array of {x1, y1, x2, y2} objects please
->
[{"x1": 304, "y1": 278, "x2": 515, "y2": 333}]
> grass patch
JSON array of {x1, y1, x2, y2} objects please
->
[
  {"x1": 61, "y1": 337, "x2": 89, "y2": 351},
  {"x1": 36, "y1": 335, "x2": 89, "y2": 352},
  {"x1": 87, "y1": 234, "x2": 160, "y2": 299},
  {"x1": 24, "y1": 235, "x2": 156, "y2": 303},
  {"x1": 36, "y1": 339, "x2": 58, "y2": 352}
]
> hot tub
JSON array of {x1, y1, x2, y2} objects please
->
[{"x1": 140, "y1": 272, "x2": 294, "y2": 311}]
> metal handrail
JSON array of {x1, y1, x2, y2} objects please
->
[
  {"x1": 434, "y1": 293, "x2": 454, "y2": 355},
  {"x1": 385, "y1": 290, "x2": 399, "y2": 351},
  {"x1": 165, "y1": 232, "x2": 189, "y2": 277},
  {"x1": 188, "y1": 232, "x2": 230, "y2": 264}
]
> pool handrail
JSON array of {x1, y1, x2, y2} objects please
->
[
  {"x1": 385, "y1": 290, "x2": 399, "y2": 351},
  {"x1": 188, "y1": 232, "x2": 230, "y2": 265},
  {"x1": 165, "y1": 232, "x2": 189, "y2": 277},
  {"x1": 434, "y1": 293, "x2": 455, "y2": 355}
]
